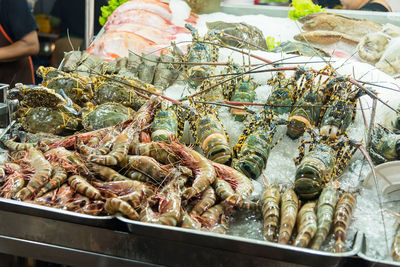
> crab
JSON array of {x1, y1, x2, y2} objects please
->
[
  {"x1": 206, "y1": 21, "x2": 268, "y2": 50},
  {"x1": 36, "y1": 66, "x2": 67, "y2": 83},
  {"x1": 93, "y1": 80, "x2": 145, "y2": 111},
  {"x1": 81, "y1": 102, "x2": 134, "y2": 131},
  {"x1": 8, "y1": 83, "x2": 65, "y2": 108},
  {"x1": 20, "y1": 107, "x2": 80, "y2": 135},
  {"x1": 42, "y1": 75, "x2": 93, "y2": 106}
]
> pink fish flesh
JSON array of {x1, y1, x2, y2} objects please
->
[
  {"x1": 106, "y1": 23, "x2": 177, "y2": 44},
  {"x1": 87, "y1": 31, "x2": 164, "y2": 61},
  {"x1": 105, "y1": 9, "x2": 189, "y2": 35},
  {"x1": 109, "y1": 0, "x2": 198, "y2": 25}
]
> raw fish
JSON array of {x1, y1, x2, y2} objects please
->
[
  {"x1": 106, "y1": 23, "x2": 177, "y2": 44},
  {"x1": 105, "y1": 9, "x2": 190, "y2": 35},
  {"x1": 108, "y1": 0, "x2": 197, "y2": 25},
  {"x1": 294, "y1": 30, "x2": 358, "y2": 45},
  {"x1": 87, "y1": 31, "x2": 162, "y2": 61},
  {"x1": 299, "y1": 12, "x2": 382, "y2": 38}
]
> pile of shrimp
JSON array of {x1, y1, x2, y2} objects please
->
[{"x1": 0, "y1": 96, "x2": 255, "y2": 234}]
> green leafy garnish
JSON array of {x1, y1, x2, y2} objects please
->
[
  {"x1": 288, "y1": 0, "x2": 325, "y2": 20},
  {"x1": 99, "y1": 0, "x2": 130, "y2": 26},
  {"x1": 259, "y1": 0, "x2": 288, "y2": 2},
  {"x1": 266, "y1": 37, "x2": 280, "y2": 51}
]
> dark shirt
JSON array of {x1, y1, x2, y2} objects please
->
[
  {"x1": 33, "y1": 0, "x2": 57, "y2": 15},
  {"x1": 0, "y1": 0, "x2": 38, "y2": 42},
  {"x1": 50, "y1": 0, "x2": 108, "y2": 38},
  {"x1": 315, "y1": 0, "x2": 341, "y2": 8},
  {"x1": 360, "y1": 2, "x2": 389, "y2": 12}
]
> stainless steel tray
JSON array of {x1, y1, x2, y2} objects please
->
[
  {"x1": 0, "y1": 197, "x2": 114, "y2": 228},
  {"x1": 220, "y1": 3, "x2": 400, "y2": 26},
  {"x1": 358, "y1": 232, "x2": 400, "y2": 266},
  {"x1": 118, "y1": 215, "x2": 363, "y2": 266}
]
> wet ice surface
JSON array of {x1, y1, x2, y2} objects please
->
[
  {"x1": 161, "y1": 12, "x2": 400, "y2": 257},
  {"x1": 353, "y1": 188, "x2": 398, "y2": 260},
  {"x1": 218, "y1": 106, "x2": 244, "y2": 148},
  {"x1": 261, "y1": 132, "x2": 300, "y2": 186},
  {"x1": 228, "y1": 209, "x2": 264, "y2": 241}
]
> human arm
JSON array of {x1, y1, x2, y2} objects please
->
[
  {"x1": 361, "y1": 0, "x2": 392, "y2": 11},
  {"x1": 0, "y1": 30, "x2": 39, "y2": 62}
]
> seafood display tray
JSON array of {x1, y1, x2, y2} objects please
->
[
  {"x1": 88, "y1": 3, "x2": 400, "y2": 51},
  {"x1": 0, "y1": 197, "x2": 115, "y2": 228},
  {"x1": 0, "y1": 83, "x2": 8, "y2": 115},
  {"x1": 220, "y1": 3, "x2": 400, "y2": 26},
  {"x1": 2, "y1": 5, "x2": 397, "y2": 267},
  {"x1": 118, "y1": 215, "x2": 363, "y2": 266},
  {"x1": 358, "y1": 234, "x2": 400, "y2": 266}
]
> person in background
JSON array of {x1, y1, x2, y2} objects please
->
[
  {"x1": 316, "y1": 0, "x2": 391, "y2": 11},
  {"x1": 33, "y1": 0, "x2": 56, "y2": 15},
  {"x1": 50, "y1": 0, "x2": 108, "y2": 67},
  {"x1": 340, "y1": 0, "x2": 391, "y2": 11},
  {"x1": 0, "y1": 0, "x2": 39, "y2": 87},
  {"x1": 315, "y1": 0, "x2": 341, "y2": 8}
]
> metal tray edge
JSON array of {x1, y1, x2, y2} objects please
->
[
  {"x1": 0, "y1": 197, "x2": 113, "y2": 221},
  {"x1": 358, "y1": 232, "x2": 400, "y2": 266},
  {"x1": 117, "y1": 215, "x2": 362, "y2": 258},
  {"x1": 220, "y1": 3, "x2": 400, "y2": 26}
]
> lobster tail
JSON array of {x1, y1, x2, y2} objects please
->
[{"x1": 204, "y1": 138, "x2": 232, "y2": 165}]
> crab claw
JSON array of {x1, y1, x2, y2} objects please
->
[{"x1": 320, "y1": 125, "x2": 339, "y2": 140}]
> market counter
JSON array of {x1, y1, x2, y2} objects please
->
[{"x1": 0, "y1": 206, "x2": 365, "y2": 267}]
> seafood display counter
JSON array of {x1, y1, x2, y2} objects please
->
[
  {"x1": 0, "y1": 198, "x2": 113, "y2": 228},
  {"x1": 358, "y1": 234, "x2": 400, "y2": 267},
  {"x1": 0, "y1": 205, "x2": 364, "y2": 266},
  {"x1": 220, "y1": 3, "x2": 400, "y2": 26},
  {"x1": 1, "y1": 4, "x2": 400, "y2": 267},
  {"x1": 118, "y1": 215, "x2": 364, "y2": 266}
]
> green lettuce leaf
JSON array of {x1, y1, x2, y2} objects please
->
[
  {"x1": 288, "y1": 0, "x2": 325, "y2": 20},
  {"x1": 266, "y1": 36, "x2": 280, "y2": 51}
]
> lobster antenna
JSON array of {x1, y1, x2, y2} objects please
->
[
  {"x1": 367, "y1": 98, "x2": 378, "y2": 150},
  {"x1": 328, "y1": 39, "x2": 337, "y2": 68},
  {"x1": 335, "y1": 50, "x2": 359, "y2": 72},
  {"x1": 181, "y1": 55, "x2": 301, "y2": 101},
  {"x1": 352, "y1": 68, "x2": 383, "y2": 141},
  {"x1": 391, "y1": 82, "x2": 400, "y2": 90},
  {"x1": 128, "y1": 50, "x2": 267, "y2": 66},
  {"x1": 138, "y1": 37, "x2": 276, "y2": 64},
  {"x1": 203, "y1": 60, "x2": 337, "y2": 79},
  {"x1": 293, "y1": 20, "x2": 333, "y2": 70},
  {"x1": 130, "y1": 48, "x2": 320, "y2": 69},
  {"x1": 358, "y1": 99, "x2": 369, "y2": 136},
  {"x1": 193, "y1": 100, "x2": 254, "y2": 114},
  {"x1": 80, "y1": 69, "x2": 181, "y2": 105},
  {"x1": 160, "y1": 54, "x2": 302, "y2": 92},
  {"x1": 348, "y1": 79, "x2": 399, "y2": 114},
  {"x1": 0, "y1": 120, "x2": 15, "y2": 141},
  {"x1": 219, "y1": 32, "x2": 268, "y2": 51},
  {"x1": 356, "y1": 63, "x2": 380, "y2": 84},
  {"x1": 385, "y1": 209, "x2": 400, "y2": 218},
  {"x1": 224, "y1": 100, "x2": 321, "y2": 108},
  {"x1": 356, "y1": 80, "x2": 400, "y2": 94},
  {"x1": 383, "y1": 58, "x2": 396, "y2": 72}
]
